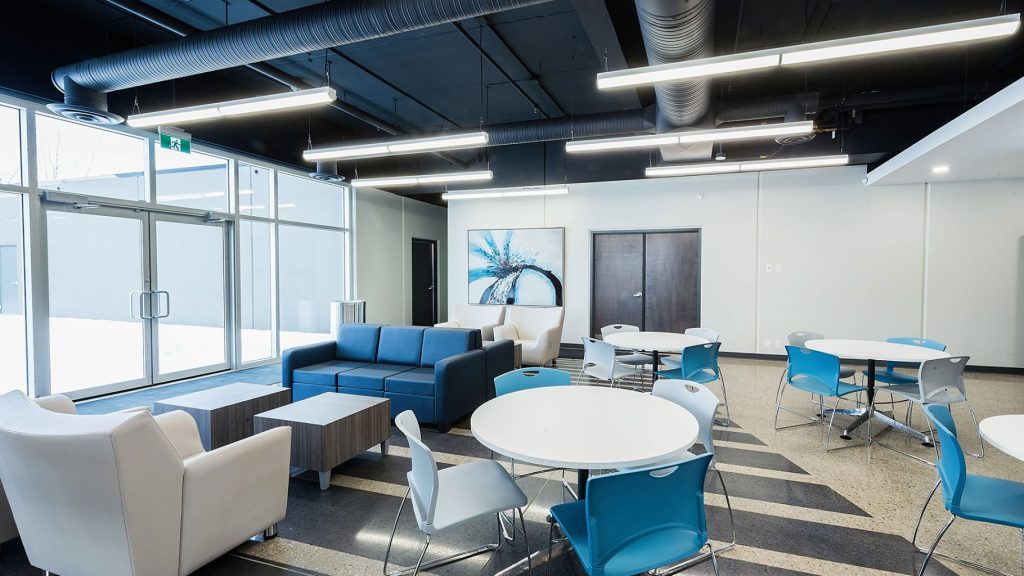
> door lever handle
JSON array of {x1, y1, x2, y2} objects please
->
[{"x1": 632, "y1": 292, "x2": 643, "y2": 297}]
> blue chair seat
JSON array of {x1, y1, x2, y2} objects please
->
[
  {"x1": 338, "y1": 364, "x2": 414, "y2": 391},
  {"x1": 788, "y1": 374, "x2": 864, "y2": 397},
  {"x1": 952, "y1": 475, "x2": 1024, "y2": 528},
  {"x1": 550, "y1": 498, "x2": 706, "y2": 576},
  {"x1": 385, "y1": 367, "x2": 436, "y2": 396},
  {"x1": 293, "y1": 360, "x2": 368, "y2": 386},
  {"x1": 655, "y1": 367, "x2": 717, "y2": 384}
]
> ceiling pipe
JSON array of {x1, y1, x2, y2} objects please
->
[
  {"x1": 50, "y1": 0, "x2": 554, "y2": 124},
  {"x1": 93, "y1": 0, "x2": 471, "y2": 165}
]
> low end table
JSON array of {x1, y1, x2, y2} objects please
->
[
  {"x1": 254, "y1": 393, "x2": 391, "y2": 490},
  {"x1": 153, "y1": 383, "x2": 291, "y2": 451}
]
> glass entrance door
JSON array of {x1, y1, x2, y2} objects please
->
[
  {"x1": 150, "y1": 214, "x2": 229, "y2": 381},
  {"x1": 46, "y1": 206, "x2": 151, "y2": 397},
  {"x1": 45, "y1": 204, "x2": 230, "y2": 398}
]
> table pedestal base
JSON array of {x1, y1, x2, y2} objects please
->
[{"x1": 821, "y1": 407, "x2": 932, "y2": 444}]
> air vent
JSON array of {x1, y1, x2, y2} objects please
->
[
  {"x1": 46, "y1": 78, "x2": 123, "y2": 125},
  {"x1": 309, "y1": 160, "x2": 345, "y2": 182},
  {"x1": 776, "y1": 132, "x2": 816, "y2": 145}
]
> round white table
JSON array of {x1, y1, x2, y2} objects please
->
[
  {"x1": 979, "y1": 415, "x2": 1024, "y2": 461},
  {"x1": 603, "y1": 331, "x2": 709, "y2": 380},
  {"x1": 804, "y1": 338, "x2": 950, "y2": 440},
  {"x1": 471, "y1": 386, "x2": 699, "y2": 497}
]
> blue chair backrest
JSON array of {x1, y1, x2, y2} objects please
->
[
  {"x1": 922, "y1": 405, "x2": 966, "y2": 512},
  {"x1": 885, "y1": 337, "x2": 947, "y2": 371},
  {"x1": 494, "y1": 367, "x2": 570, "y2": 396},
  {"x1": 681, "y1": 342, "x2": 721, "y2": 378},
  {"x1": 786, "y1": 345, "x2": 840, "y2": 395},
  {"x1": 585, "y1": 453, "x2": 713, "y2": 574}
]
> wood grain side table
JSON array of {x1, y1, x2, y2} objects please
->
[
  {"x1": 153, "y1": 383, "x2": 291, "y2": 451},
  {"x1": 254, "y1": 393, "x2": 391, "y2": 490}
]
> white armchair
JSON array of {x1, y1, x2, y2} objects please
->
[
  {"x1": 0, "y1": 391, "x2": 292, "y2": 576},
  {"x1": 493, "y1": 306, "x2": 565, "y2": 366},
  {"x1": 435, "y1": 304, "x2": 506, "y2": 341}
]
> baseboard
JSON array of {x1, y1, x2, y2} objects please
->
[{"x1": 559, "y1": 344, "x2": 1023, "y2": 375}]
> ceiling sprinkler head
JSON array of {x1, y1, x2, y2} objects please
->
[{"x1": 714, "y1": 150, "x2": 727, "y2": 161}]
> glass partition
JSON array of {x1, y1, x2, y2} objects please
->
[
  {"x1": 0, "y1": 192, "x2": 25, "y2": 393},
  {"x1": 278, "y1": 224, "x2": 344, "y2": 350},
  {"x1": 155, "y1": 148, "x2": 229, "y2": 211},
  {"x1": 240, "y1": 220, "x2": 274, "y2": 362},
  {"x1": 0, "y1": 106, "x2": 22, "y2": 186},
  {"x1": 36, "y1": 115, "x2": 146, "y2": 200},
  {"x1": 277, "y1": 172, "x2": 344, "y2": 226},
  {"x1": 239, "y1": 163, "x2": 272, "y2": 218}
]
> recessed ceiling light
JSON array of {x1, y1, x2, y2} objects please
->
[{"x1": 932, "y1": 165, "x2": 950, "y2": 174}]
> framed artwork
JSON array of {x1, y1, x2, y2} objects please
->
[{"x1": 468, "y1": 227, "x2": 564, "y2": 306}]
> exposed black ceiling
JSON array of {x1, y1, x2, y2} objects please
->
[{"x1": 3, "y1": 0, "x2": 1023, "y2": 205}]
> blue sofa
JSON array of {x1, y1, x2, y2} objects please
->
[{"x1": 282, "y1": 324, "x2": 513, "y2": 432}]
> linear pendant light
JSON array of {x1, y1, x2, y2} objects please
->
[
  {"x1": 566, "y1": 121, "x2": 814, "y2": 153},
  {"x1": 351, "y1": 170, "x2": 493, "y2": 188},
  {"x1": 645, "y1": 154, "x2": 849, "y2": 177},
  {"x1": 442, "y1": 185, "x2": 569, "y2": 201},
  {"x1": 305, "y1": 132, "x2": 489, "y2": 162},
  {"x1": 126, "y1": 87, "x2": 336, "y2": 128},
  {"x1": 597, "y1": 13, "x2": 1020, "y2": 89}
]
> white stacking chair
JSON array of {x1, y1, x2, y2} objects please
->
[
  {"x1": 662, "y1": 327, "x2": 719, "y2": 369},
  {"x1": 871, "y1": 355, "x2": 984, "y2": 462},
  {"x1": 579, "y1": 337, "x2": 641, "y2": 388},
  {"x1": 384, "y1": 411, "x2": 531, "y2": 576},
  {"x1": 600, "y1": 324, "x2": 654, "y2": 385}
]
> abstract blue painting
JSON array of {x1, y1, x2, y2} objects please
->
[{"x1": 468, "y1": 228, "x2": 564, "y2": 306}]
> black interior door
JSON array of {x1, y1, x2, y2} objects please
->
[
  {"x1": 643, "y1": 231, "x2": 700, "y2": 333},
  {"x1": 411, "y1": 239, "x2": 437, "y2": 326},
  {"x1": 591, "y1": 233, "x2": 644, "y2": 337}
]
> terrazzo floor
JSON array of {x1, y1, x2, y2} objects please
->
[{"x1": 1, "y1": 357, "x2": 1021, "y2": 575}]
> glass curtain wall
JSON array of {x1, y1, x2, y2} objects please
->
[{"x1": 0, "y1": 91, "x2": 352, "y2": 398}]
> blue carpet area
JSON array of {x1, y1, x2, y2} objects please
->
[{"x1": 76, "y1": 364, "x2": 282, "y2": 414}]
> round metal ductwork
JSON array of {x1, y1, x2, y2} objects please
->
[
  {"x1": 309, "y1": 160, "x2": 345, "y2": 182},
  {"x1": 45, "y1": 78, "x2": 123, "y2": 125}
]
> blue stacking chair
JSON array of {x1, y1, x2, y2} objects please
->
[
  {"x1": 775, "y1": 346, "x2": 868, "y2": 451},
  {"x1": 494, "y1": 367, "x2": 570, "y2": 396},
  {"x1": 549, "y1": 453, "x2": 720, "y2": 576},
  {"x1": 915, "y1": 405, "x2": 1024, "y2": 576},
  {"x1": 867, "y1": 337, "x2": 947, "y2": 386},
  {"x1": 656, "y1": 342, "x2": 731, "y2": 425}
]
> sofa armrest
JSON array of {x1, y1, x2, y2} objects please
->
[
  {"x1": 434, "y1": 321, "x2": 461, "y2": 329},
  {"x1": 116, "y1": 406, "x2": 151, "y2": 414},
  {"x1": 482, "y1": 340, "x2": 515, "y2": 399},
  {"x1": 493, "y1": 324, "x2": 519, "y2": 341},
  {"x1": 281, "y1": 341, "x2": 336, "y2": 388},
  {"x1": 434, "y1": 349, "x2": 487, "y2": 432},
  {"x1": 154, "y1": 410, "x2": 206, "y2": 460},
  {"x1": 179, "y1": 427, "x2": 292, "y2": 575}
]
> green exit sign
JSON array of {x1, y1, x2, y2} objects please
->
[{"x1": 158, "y1": 127, "x2": 191, "y2": 153}]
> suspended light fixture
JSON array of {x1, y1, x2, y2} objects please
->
[
  {"x1": 126, "y1": 87, "x2": 336, "y2": 128},
  {"x1": 646, "y1": 155, "x2": 849, "y2": 177},
  {"x1": 442, "y1": 185, "x2": 569, "y2": 201},
  {"x1": 566, "y1": 121, "x2": 814, "y2": 153},
  {"x1": 597, "y1": 13, "x2": 1020, "y2": 89},
  {"x1": 351, "y1": 170, "x2": 493, "y2": 188},
  {"x1": 304, "y1": 132, "x2": 489, "y2": 162}
]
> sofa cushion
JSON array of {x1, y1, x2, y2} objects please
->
[
  {"x1": 337, "y1": 387, "x2": 385, "y2": 399},
  {"x1": 336, "y1": 324, "x2": 381, "y2": 363},
  {"x1": 377, "y1": 326, "x2": 426, "y2": 366},
  {"x1": 420, "y1": 328, "x2": 478, "y2": 367},
  {"x1": 385, "y1": 367, "x2": 436, "y2": 397},
  {"x1": 384, "y1": 392, "x2": 434, "y2": 423},
  {"x1": 292, "y1": 360, "x2": 369, "y2": 386},
  {"x1": 338, "y1": 364, "x2": 414, "y2": 391}
]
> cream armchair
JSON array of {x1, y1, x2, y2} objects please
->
[
  {"x1": 435, "y1": 304, "x2": 505, "y2": 341},
  {"x1": 493, "y1": 306, "x2": 565, "y2": 366},
  {"x1": 0, "y1": 391, "x2": 292, "y2": 576}
]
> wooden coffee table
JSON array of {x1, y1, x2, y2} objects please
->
[
  {"x1": 254, "y1": 393, "x2": 391, "y2": 490},
  {"x1": 153, "y1": 383, "x2": 291, "y2": 451}
]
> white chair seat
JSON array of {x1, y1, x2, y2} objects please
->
[
  {"x1": 584, "y1": 362, "x2": 639, "y2": 381},
  {"x1": 839, "y1": 365, "x2": 857, "y2": 380},
  {"x1": 884, "y1": 384, "x2": 964, "y2": 405},
  {"x1": 661, "y1": 356, "x2": 681, "y2": 368},
  {"x1": 616, "y1": 352, "x2": 653, "y2": 366},
  {"x1": 412, "y1": 459, "x2": 527, "y2": 534}
]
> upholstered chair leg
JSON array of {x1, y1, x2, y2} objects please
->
[{"x1": 263, "y1": 524, "x2": 278, "y2": 540}]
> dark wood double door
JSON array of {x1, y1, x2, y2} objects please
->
[{"x1": 591, "y1": 230, "x2": 700, "y2": 338}]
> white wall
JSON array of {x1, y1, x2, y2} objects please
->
[
  {"x1": 447, "y1": 165, "x2": 1024, "y2": 368},
  {"x1": 355, "y1": 187, "x2": 447, "y2": 326}
]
